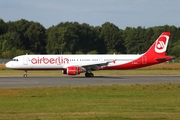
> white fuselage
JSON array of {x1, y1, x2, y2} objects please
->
[{"x1": 6, "y1": 54, "x2": 142, "y2": 70}]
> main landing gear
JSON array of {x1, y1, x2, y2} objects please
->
[
  {"x1": 23, "y1": 70, "x2": 27, "y2": 78},
  {"x1": 85, "y1": 71, "x2": 94, "y2": 77}
]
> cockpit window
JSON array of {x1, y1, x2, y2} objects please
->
[{"x1": 11, "y1": 59, "x2": 19, "y2": 61}]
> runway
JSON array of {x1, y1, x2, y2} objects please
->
[{"x1": 0, "y1": 76, "x2": 179, "y2": 88}]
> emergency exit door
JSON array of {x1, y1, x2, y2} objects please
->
[{"x1": 142, "y1": 56, "x2": 147, "y2": 64}]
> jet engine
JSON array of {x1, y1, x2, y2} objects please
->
[{"x1": 62, "y1": 66, "x2": 83, "y2": 75}]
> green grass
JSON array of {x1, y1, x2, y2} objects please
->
[
  {"x1": 1, "y1": 63, "x2": 180, "y2": 119},
  {"x1": 0, "y1": 84, "x2": 180, "y2": 119}
]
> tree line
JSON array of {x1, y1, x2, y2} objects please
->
[{"x1": 0, "y1": 18, "x2": 180, "y2": 61}]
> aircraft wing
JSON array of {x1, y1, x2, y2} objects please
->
[
  {"x1": 64, "y1": 60, "x2": 115, "y2": 70},
  {"x1": 81, "y1": 61, "x2": 109, "y2": 69},
  {"x1": 82, "y1": 59, "x2": 116, "y2": 69}
]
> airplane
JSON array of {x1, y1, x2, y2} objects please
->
[{"x1": 5, "y1": 32, "x2": 173, "y2": 78}]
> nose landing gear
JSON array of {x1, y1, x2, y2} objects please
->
[{"x1": 23, "y1": 70, "x2": 27, "y2": 78}]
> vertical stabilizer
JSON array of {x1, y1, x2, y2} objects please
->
[{"x1": 145, "y1": 32, "x2": 170, "y2": 56}]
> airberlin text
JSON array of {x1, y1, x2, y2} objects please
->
[{"x1": 31, "y1": 56, "x2": 69, "y2": 64}]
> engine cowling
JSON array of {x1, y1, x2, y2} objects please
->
[{"x1": 63, "y1": 66, "x2": 82, "y2": 75}]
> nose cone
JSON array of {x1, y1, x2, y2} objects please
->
[{"x1": 5, "y1": 62, "x2": 12, "y2": 68}]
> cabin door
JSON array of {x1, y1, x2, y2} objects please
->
[{"x1": 23, "y1": 57, "x2": 28, "y2": 65}]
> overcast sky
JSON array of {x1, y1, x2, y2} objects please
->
[{"x1": 0, "y1": 0, "x2": 180, "y2": 29}]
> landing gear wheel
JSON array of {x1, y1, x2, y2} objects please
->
[
  {"x1": 85, "y1": 73, "x2": 89, "y2": 77},
  {"x1": 90, "y1": 73, "x2": 94, "y2": 77},
  {"x1": 85, "y1": 72, "x2": 94, "y2": 77},
  {"x1": 23, "y1": 74, "x2": 27, "y2": 78},
  {"x1": 24, "y1": 70, "x2": 27, "y2": 78}
]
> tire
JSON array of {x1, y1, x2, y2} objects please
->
[{"x1": 23, "y1": 74, "x2": 27, "y2": 78}]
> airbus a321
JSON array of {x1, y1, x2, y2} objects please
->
[{"x1": 6, "y1": 32, "x2": 173, "y2": 77}]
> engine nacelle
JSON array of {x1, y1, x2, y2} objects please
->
[{"x1": 63, "y1": 66, "x2": 82, "y2": 75}]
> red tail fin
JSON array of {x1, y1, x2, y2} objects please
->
[
  {"x1": 105, "y1": 32, "x2": 172, "y2": 70},
  {"x1": 145, "y1": 32, "x2": 170, "y2": 56},
  {"x1": 133, "y1": 32, "x2": 172, "y2": 67}
]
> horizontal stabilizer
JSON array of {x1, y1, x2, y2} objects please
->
[
  {"x1": 155, "y1": 58, "x2": 168, "y2": 61},
  {"x1": 155, "y1": 56, "x2": 173, "y2": 61}
]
